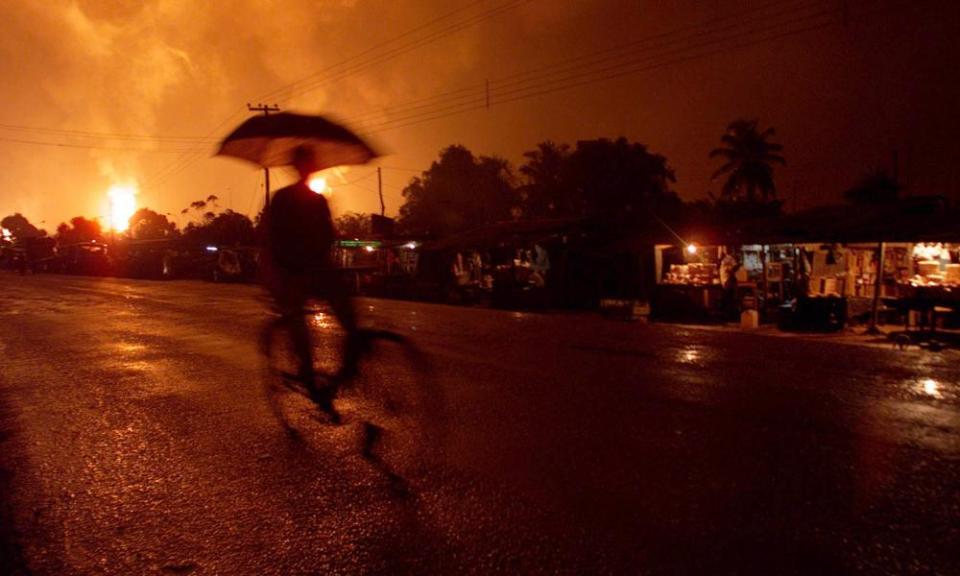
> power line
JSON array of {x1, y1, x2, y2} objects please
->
[
  {"x1": 356, "y1": 2, "x2": 842, "y2": 134},
  {"x1": 0, "y1": 123, "x2": 217, "y2": 143},
  {"x1": 0, "y1": 134, "x2": 208, "y2": 153},
  {"x1": 377, "y1": 165, "x2": 425, "y2": 173},
  {"x1": 15, "y1": 0, "x2": 850, "y2": 211},
  {"x1": 0, "y1": 0, "x2": 821, "y2": 155},
  {"x1": 252, "y1": 0, "x2": 490, "y2": 103},
  {"x1": 345, "y1": 0, "x2": 819, "y2": 127},
  {"x1": 358, "y1": 0, "x2": 834, "y2": 130},
  {"x1": 367, "y1": 17, "x2": 840, "y2": 135},
  {"x1": 268, "y1": 0, "x2": 532, "y2": 105},
  {"x1": 139, "y1": 0, "x2": 527, "y2": 198},
  {"x1": 340, "y1": 179, "x2": 379, "y2": 194},
  {"x1": 336, "y1": 170, "x2": 380, "y2": 186}
]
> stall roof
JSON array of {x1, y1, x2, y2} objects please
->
[
  {"x1": 424, "y1": 217, "x2": 589, "y2": 251},
  {"x1": 749, "y1": 198, "x2": 960, "y2": 244},
  {"x1": 613, "y1": 197, "x2": 960, "y2": 250}
]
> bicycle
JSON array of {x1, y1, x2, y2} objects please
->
[{"x1": 259, "y1": 303, "x2": 446, "y2": 472}]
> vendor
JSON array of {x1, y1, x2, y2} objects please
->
[{"x1": 719, "y1": 251, "x2": 741, "y2": 321}]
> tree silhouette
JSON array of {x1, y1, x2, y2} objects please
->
[
  {"x1": 55, "y1": 217, "x2": 103, "y2": 244},
  {"x1": 519, "y1": 141, "x2": 573, "y2": 218},
  {"x1": 335, "y1": 212, "x2": 370, "y2": 238},
  {"x1": 517, "y1": 137, "x2": 679, "y2": 223},
  {"x1": 182, "y1": 210, "x2": 255, "y2": 246},
  {"x1": 710, "y1": 119, "x2": 785, "y2": 204},
  {"x1": 1, "y1": 213, "x2": 44, "y2": 240},
  {"x1": 128, "y1": 209, "x2": 177, "y2": 240},
  {"x1": 567, "y1": 137, "x2": 678, "y2": 219},
  {"x1": 843, "y1": 169, "x2": 902, "y2": 205},
  {"x1": 398, "y1": 145, "x2": 518, "y2": 236}
]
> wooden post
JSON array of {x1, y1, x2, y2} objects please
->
[
  {"x1": 868, "y1": 241, "x2": 885, "y2": 333},
  {"x1": 760, "y1": 246, "x2": 768, "y2": 322}
]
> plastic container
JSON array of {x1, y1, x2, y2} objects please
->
[{"x1": 740, "y1": 309, "x2": 760, "y2": 329}]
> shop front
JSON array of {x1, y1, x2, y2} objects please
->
[{"x1": 649, "y1": 199, "x2": 960, "y2": 333}]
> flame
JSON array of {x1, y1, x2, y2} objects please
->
[
  {"x1": 308, "y1": 174, "x2": 330, "y2": 196},
  {"x1": 107, "y1": 183, "x2": 138, "y2": 232}
]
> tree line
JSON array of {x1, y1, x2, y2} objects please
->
[
  {"x1": 2, "y1": 118, "x2": 904, "y2": 247},
  {"x1": 391, "y1": 118, "x2": 902, "y2": 239},
  {"x1": 1, "y1": 196, "x2": 257, "y2": 248}
]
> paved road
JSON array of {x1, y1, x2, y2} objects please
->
[{"x1": 1, "y1": 273, "x2": 958, "y2": 575}]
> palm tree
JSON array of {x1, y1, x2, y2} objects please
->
[{"x1": 710, "y1": 119, "x2": 785, "y2": 204}]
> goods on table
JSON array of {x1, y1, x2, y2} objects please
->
[{"x1": 665, "y1": 262, "x2": 718, "y2": 285}]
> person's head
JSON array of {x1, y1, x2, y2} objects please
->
[{"x1": 291, "y1": 145, "x2": 318, "y2": 181}]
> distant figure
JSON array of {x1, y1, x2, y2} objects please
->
[
  {"x1": 260, "y1": 145, "x2": 360, "y2": 419},
  {"x1": 720, "y1": 251, "x2": 741, "y2": 321}
]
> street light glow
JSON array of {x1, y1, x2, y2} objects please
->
[{"x1": 687, "y1": 243, "x2": 698, "y2": 255}]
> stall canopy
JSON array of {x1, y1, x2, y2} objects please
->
[
  {"x1": 423, "y1": 217, "x2": 590, "y2": 252},
  {"x1": 611, "y1": 196, "x2": 959, "y2": 250},
  {"x1": 747, "y1": 197, "x2": 959, "y2": 245}
]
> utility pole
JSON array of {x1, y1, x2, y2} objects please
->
[
  {"x1": 868, "y1": 241, "x2": 886, "y2": 334},
  {"x1": 247, "y1": 103, "x2": 280, "y2": 210},
  {"x1": 378, "y1": 167, "x2": 385, "y2": 216}
]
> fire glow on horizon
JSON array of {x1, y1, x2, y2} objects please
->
[
  {"x1": 107, "y1": 184, "x2": 138, "y2": 232},
  {"x1": 308, "y1": 174, "x2": 330, "y2": 196}
]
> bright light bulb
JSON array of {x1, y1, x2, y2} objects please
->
[{"x1": 686, "y1": 243, "x2": 698, "y2": 255}]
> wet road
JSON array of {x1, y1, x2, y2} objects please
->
[{"x1": 1, "y1": 273, "x2": 958, "y2": 575}]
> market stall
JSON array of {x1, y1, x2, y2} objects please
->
[
  {"x1": 651, "y1": 244, "x2": 731, "y2": 322},
  {"x1": 881, "y1": 242, "x2": 960, "y2": 332}
]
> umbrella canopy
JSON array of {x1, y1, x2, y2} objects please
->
[{"x1": 216, "y1": 112, "x2": 377, "y2": 169}]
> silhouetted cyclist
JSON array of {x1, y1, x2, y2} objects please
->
[{"x1": 260, "y1": 145, "x2": 361, "y2": 421}]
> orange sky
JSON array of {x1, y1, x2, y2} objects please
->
[{"x1": 1, "y1": 0, "x2": 958, "y2": 232}]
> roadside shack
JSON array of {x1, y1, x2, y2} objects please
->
[{"x1": 646, "y1": 198, "x2": 960, "y2": 331}]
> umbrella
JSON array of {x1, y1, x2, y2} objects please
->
[{"x1": 216, "y1": 112, "x2": 377, "y2": 169}]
